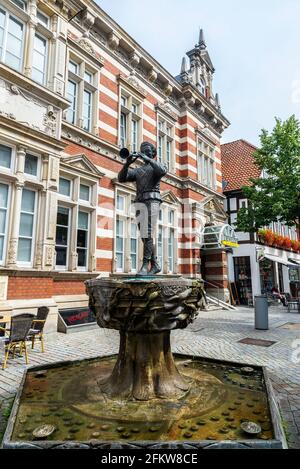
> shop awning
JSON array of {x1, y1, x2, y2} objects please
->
[
  {"x1": 289, "y1": 258, "x2": 300, "y2": 267},
  {"x1": 200, "y1": 224, "x2": 239, "y2": 250},
  {"x1": 261, "y1": 253, "x2": 296, "y2": 267}
]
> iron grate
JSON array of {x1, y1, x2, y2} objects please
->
[{"x1": 238, "y1": 338, "x2": 277, "y2": 347}]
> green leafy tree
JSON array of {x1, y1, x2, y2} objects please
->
[{"x1": 237, "y1": 116, "x2": 300, "y2": 232}]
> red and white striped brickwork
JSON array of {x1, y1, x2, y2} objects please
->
[{"x1": 63, "y1": 14, "x2": 226, "y2": 284}]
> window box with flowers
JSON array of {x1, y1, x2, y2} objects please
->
[{"x1": 258, "y1": 229, "x2": 300, "y2": 253}]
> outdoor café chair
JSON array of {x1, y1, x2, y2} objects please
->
[
  {"x1": 0, "y1": 316, "x2": 6, "y2": 337},
  {"x1": 0, "y1": 315, "x2": 33, "y2": 370},
  {"x1": 27, "y1": 307, "x2": 49, "y2": 353}
]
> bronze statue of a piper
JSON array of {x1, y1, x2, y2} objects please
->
[{"x1": 118, "y1": 141, "x2": 167, "y2": 276}]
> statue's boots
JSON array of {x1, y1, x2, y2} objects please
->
[
  {"x1": 149, "y1": 256, "x2": 161, "y2": 275},
  {"x1": 137, "y1": 238, "x2": 153, "y2": 276},
  {"x1": 137, "y1": 258, "x2": 150, "y2": 276}
]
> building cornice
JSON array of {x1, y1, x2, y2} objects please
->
[
  {"x1": 0, "y1": 115, "x2": 67, "y2": 152},
  {"x1": 66, "y1": 1, "x2": 230, "y2": 134},
  {"x1": 0, "y1": 63, "x2": 70, "y2": 110},
  {"x1": 62, "y1": 121, "x2": 119, "y2": 159}
]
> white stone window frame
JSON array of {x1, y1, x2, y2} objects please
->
[
  {"x1": 36, "y1": 8, "x2": 50, "y2": 28},
  {"x1": 58, "y1": 175, "x2": 73, "y2": 199},
  {"x1": 0, "y1": 3, "x2": 26, "y2": 73},
  {"x1": 1, "y1": 1, "x2": 54, "y2": 84},
  {"x1": 32, "y1": 30, "x2": 49, "y2": 86},
  {"x1": 0, "y1": 141, "x2": 16, "y2": 174},
  {"x1": 55, "y1": 203, "x2": 72, "y2": 272},
  {"x1": 24, "y1": 150, "x2": 41, "y2": 180},
  {"x1": 55, "y1": 170, "x2": 97, "y2": 272},
  {"x1": 76, "y1": 207, "x2": 90, "y2": 272},
  {"x1": 197, "y1": 137, "x2": 216, "y2": 190},
  {"x1": 0, "y1": 180, "x2": 12, "y2": 266},
  {"x1": 0, "y1": 139, "x2": 49, "y2": 270},
  {"x1": 157, "y1": 114, "x2": 175, "y2": 173},
  {"x1": 114, "y1": 187, "x2": 140, "y2": 274},
  {"x1": 31, "y1": 5, "x2": 53, "y2": 87},
  {"x1": 17, "y1": 186, "x2": 38, "y2": 267},
  {"x1": 157, "y1": 202, "x2": 178, "y2": 275},
  {"x1": 0, "y1": 142, "x2": 17, "y2": 267},
  {"x1": 119, "y1": 87, "x2": 142, "y2": 153},
  {"x1": 64, "y1": 50, "x2": 99, "y2": 135}
]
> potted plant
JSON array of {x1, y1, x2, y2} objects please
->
[{"x1": 283, "y1": 237, "x2": 292, "y2": 250}]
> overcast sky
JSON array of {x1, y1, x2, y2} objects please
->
[{"x1": 96, "y1": 0, "x2": 300, "y2": 145}]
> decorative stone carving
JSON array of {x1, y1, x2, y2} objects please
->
[
  {"x1": 199, "y1": 104, "x2": 206, "y2": 114},
  {"x1": 43, "y1": 106, "x2": 57, "y2": 137},
  {"x1": 164, "y1": 83, "x2": 173, "y2": 97},
  {"x1": 77, "y1": 38, "x2": 96, "y2": 57},
  {"x1": 71, "y1": 251, "x2": 78, "y2": 271},
  {"x1": 108, "y1": 31, "x2": 119, "y2": 51},
  {"x1": 7, "y1": 239, "x2": 18, "y2": 265},
  {"x1": 0, "y1": 110, "x2": 16, "y2": 120},
  {"x1": 127, "y1": 73, "x2": 146, "y2": 96},
  {"x1": 130, "y1": 51, "x2": 140, "y2": 68},
  {"x1": 35, "y1": 242, "x2": 43, "y2": 269},
  {"x1": 10, "y1": 85, "x2": 20, "y2": 95},
  {"x1": 118, "y1": 73, "x2": 147, "y2": 99},
  {"x1": 45, "y1": 245, "x2": 55, "y2": 266},
  {"x1": 148, "y1": 68, "x2": 157, "y2": 83},
  {"x1": 86, "y1": 277, "x2": 206, "y2": 400},
  {"x1": 155, "y1": 100, "x2": 177, "y2": 122},
  {"x1": 81, "y1": 9, "x2": 95, "y2": 36},
  {"x1": 186, "y1": 96, "x2": 196, "y2": 107},
  {"x1": 0, "y1": 78, "x2": 59, "y2": 138}
]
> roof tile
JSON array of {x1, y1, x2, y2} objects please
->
[{"x1": 221, "y1": 139, "x2": 261, "y2": 192}]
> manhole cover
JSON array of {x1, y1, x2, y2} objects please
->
[
  {"x1": 238, "y1": 338, "x2": 276, "y2": 347},
  {"x1": 278, "y1": 323, "x2": 300, "y2": 330}
]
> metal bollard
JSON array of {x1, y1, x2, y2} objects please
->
[{"x1": 254, "y1": 295, "x2": 269, "y2": 330}]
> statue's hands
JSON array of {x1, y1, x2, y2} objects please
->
[
  {"x1": 126, "y1": 154, "x2": 136, "y2": 166},
  {"x1": 139, "y1": 153, "x2": 151, "y2": 163}
]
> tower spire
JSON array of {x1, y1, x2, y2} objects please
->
[
  {"x1": 180, "y1": 56, "x2": 187, "y2": 74},
  {"x1": 198, "y1": 28, "x2": 206, "y2": 49}
]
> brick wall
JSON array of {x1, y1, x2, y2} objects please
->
[{"x1": 7, "y1": 277, "x2": 86, "y2": 300}]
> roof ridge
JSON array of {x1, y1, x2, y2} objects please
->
[{"x1": 221, "y1": 138, "x2": 258, "y2": 150}]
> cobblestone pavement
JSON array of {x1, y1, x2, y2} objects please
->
[{"x1": 0, "y1": 305, "x2": 299, "y2": 448}]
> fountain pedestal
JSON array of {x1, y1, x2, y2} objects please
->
[{"x1": 86, "y1": 276, "x2": 206, "y2": 401}]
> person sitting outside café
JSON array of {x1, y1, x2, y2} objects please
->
[{"x1": 271, "y1": 285, "x2": 288, "y2": 307}]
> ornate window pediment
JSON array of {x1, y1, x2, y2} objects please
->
[
  {"x1": 161, "y1": 190, "x2": 180, "y2": 206},
  {"x1": 202, "y1": 196, "x2": 227, "y2": 218},
  {"x1": 61, "y1": 154, "x2": 104, "y2": 179}
]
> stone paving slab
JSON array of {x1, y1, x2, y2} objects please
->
[{"x1": 0, "y1": 305, "x2": 299, "y2": 448}]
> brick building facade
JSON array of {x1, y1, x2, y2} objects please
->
[{"x1": 0, "y1": 0, "x2": 231, "y2": 331}]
